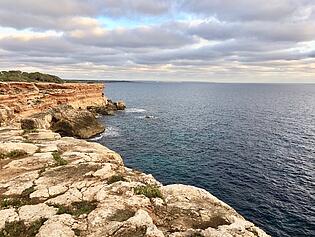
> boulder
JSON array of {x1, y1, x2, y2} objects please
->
[
  {"x1": 21, "y1": 113, "x2": 52, "y2": 130},
  {"x1": 87, "y1": 106, "x2": 115, "y2": 116},
  {"x1": 19, "y1": 105, "x2": 105, "y2": 139},
  {"x1": 115, "y1": 100, "x2": 126, "y2": 110},
  {"x1": 50, "y1": 107, "x2": 105, "y2": 139}
]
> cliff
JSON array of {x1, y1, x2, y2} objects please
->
[
  {"x1": 0, "y1": 127, "x2": 270, "y2": 237},
  {"x1": 0, "y1": 82, "x2": 106, "y2": 125}
]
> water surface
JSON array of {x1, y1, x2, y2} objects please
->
[{"x1": 95, "y1": 82, "x2": 315, "y2": 237}]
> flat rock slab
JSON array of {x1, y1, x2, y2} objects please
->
[{"x1": 19, "y1": 203, "x2": 58, "y2": 223}]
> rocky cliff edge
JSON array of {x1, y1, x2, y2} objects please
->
[
  {"x1": 0, "y1": 82, "x2": 106, "y2": 125},
  {"x1": 0, "y1": 127, "x2": 270, "y2": 237}
]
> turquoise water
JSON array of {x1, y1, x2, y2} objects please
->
[{"x1": 94, "y1": 82, "x2": 315, "y2": 237}]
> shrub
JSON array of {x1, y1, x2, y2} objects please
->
[
  {"x1": 55, "y1": 201, "x2": 97, "y2": 217},
  {"x1": 134, "y1": 185, "x2": 163, "y2": 199},
  {"x1": 52, "y1": 152, "x2": 68, "y2": 166},
  {"x1": 107, "y1": 174, "x2": 127, "y2": 184},
  {"x1": 22, "y1": 128, "x2": 38, "y2": 135},
  {"x1": 0, "y1": 186, "x2": 38, "y2": 208},
  {"x1": 0, "y1": 150, "x2": 27, "y2": 159},
  {"x1": 0, "y1": 218, "x2": 47, "y2": 237}
]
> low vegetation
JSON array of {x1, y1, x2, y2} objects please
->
[
  {"x1": 22, "y1": 128, "x2": 38, "y2": 135},
  {"x1": 0, "y1": 218, "x2": 47, "y2": 237},
  {"x1": 0, "y1": 150, "x2": 28, "y2": 159},
  {"x1": 55, "y1": 201, "x2": 97, "y2": 217},
  {"x1": 0, "y1": 186, "x2": 38, "y2": 208},
  {"x1": 107, "y1": 174, "x2": 127, "y2": 184},
  {"x1": 108, "y1": 209, "x2": 135, "y2": 222},
  {"x1": 0, "y1": 71, "x2": 63, "y2": 83},
  {"x1": 52, "y1": 151, "x2": 68, "y2": 166},
  {"x1": 134, "y1": 185, "x2": 163, "y2": 199}
]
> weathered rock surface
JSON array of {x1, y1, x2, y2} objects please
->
[
  {"x1": 49, "y1": 106, "x2": 105, "y2": 139},
  {"x1": 0, "y1": 127, "x2": 270, "y2": 237},
  {"x1": 20, "y1": 106, "x2": 105, "y2": 139},
  {"x1": 0, "y1": 82, "x2": 107, "y2": 125},
  {"x1": 87, "y1": 99, "x2": 126, "y2": 116},
  {"x1": 115, "y1": 100, "x2": 126, "y2": 110}
]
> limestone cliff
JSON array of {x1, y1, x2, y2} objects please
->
[
  {"x1": 0, "y1": 82, "x2": 106, "y2": 125},
  {"x1": 0, "y1": 127, "x2": 270, "y2": 237}
]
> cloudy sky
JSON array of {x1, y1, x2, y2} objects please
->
[{"x1": 0, "y1": 0, "x2": 315, "y2": 82}]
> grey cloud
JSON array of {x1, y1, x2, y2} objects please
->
[
  {"x1": 0, "y1": 0, "x2": 314, "y2": 81},
  {"x1": 66, "y1": 26, "x2": 197, "y2": 48},
  {"x1": 181, "y1": 20, "x2": 315, "y2": 42},
  {"x1": 0, "y1": 0, "x2": 172, "y2": 30},
  {"x1": 181, "y1": 0, "x2": 314, "y2": 21}
]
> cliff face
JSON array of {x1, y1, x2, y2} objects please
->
[
  {"x1": 0, "y1": 127, "x2": 270, "y2": 237},
  {"x1": 0, "y1": 82, "x2": 106, "y2": 125}
]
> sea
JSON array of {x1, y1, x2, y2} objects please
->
[{"x1": 92, "y1": 82, "x2": 315, "y2": 237}]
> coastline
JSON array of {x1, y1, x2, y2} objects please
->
[
  {"x1": 0, "y1": 127, "x2": 270, "y2": 237},
  {"x1": 0, "y1": 81, "x2": 270, "y2": 236}
]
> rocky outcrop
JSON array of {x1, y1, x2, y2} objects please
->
[
  {"x1": 86, "y1": 99, "x2": 126, "y2": 116},
  {"x1": 50, "y1": 106, "x2": 105, "y2": 139},
  {"x1": 20, "y1": 106, "x2": 105, "y2": 139},
  {"x1": 0, "y1": 127, "x2": 270, "y2": 237},
  {"x1": 0, "y1": 82, "x2": 106, "y2": 125}
]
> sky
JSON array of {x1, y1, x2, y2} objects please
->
[{"x1": 0, "y1": 0, "x2": 315, "y2": 83}]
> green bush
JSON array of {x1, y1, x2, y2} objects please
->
[
  {"x1": 107, "y1": 174, "x2": 127, "y2": 184},
  {"x1": 0, "y1": 150, "x2": 28, "y2": 159},
  {"x1": 134, "y1": 185, "x2": 163, "y2": 199},
  {"x1": 52, "y1": 152, "x2": 68, "y2": 166},
  {"x1": 0, "y1": 186, "x2": 38, "y2": 208},
  {"x1": 0, "y1": 218, "x2": 47, "y2": 237},
  {"x1": 55, "y1": 201, "x2": 97, "y2": 217}
]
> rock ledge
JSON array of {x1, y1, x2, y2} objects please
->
[{"x1": 0, "y1": 127, "x2": 270, "y2": 237}]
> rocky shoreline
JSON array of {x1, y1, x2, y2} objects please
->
[
  {"x1": 0, "y1": 82, "x2": 270, "y2": 237},
  {"x1": 0, "y1": 127, "x2": 270, "y2": 237}
]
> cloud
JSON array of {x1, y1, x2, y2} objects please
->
[
  {"x1": 181, "y1": 0, "x2": 314, "y2": 21},
  {"x1": 66, "y1": 24, "x2": 197, "y2": 48},
  {"x1": 0, "y1": 0, "x2": 314, "y2": 82}
]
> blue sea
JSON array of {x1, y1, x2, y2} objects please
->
[{"x1": 93, "y1": 82, "x2": 315, "y2": 237}]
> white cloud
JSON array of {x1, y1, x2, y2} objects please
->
[{"x1": 0, "y1": 0, "x2": 314, "y2": 82}]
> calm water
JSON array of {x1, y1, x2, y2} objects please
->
[{"x1": 94, "y1": 82, "x2": 315, "y2": 237}]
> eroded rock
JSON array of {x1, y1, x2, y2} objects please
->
[
  {"x1": 19, "y1": 203, "x2": 57, "y2": 223},
  {"x1": 0, "y1": 128, "x2": 270, "y2": 237}
]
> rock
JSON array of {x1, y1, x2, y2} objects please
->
[
  {"x1": 46, "y1": 188, "x2": 82, "y2": 205},
  {"x1": 93, "y1": 163, "x2": 115, "y2": 179},
  {"x1": 146, "y1": 224, "x2": 165, "y2": 237},
  {"x1": 115, "y1": 100, "x2": 126, "y2": 110},
  {"x1": 0, "y1": 209, "x2": 19, "y2": 230},
  {"x1": 2, "y1": 170, "x2": 39, "y2": 195},
  {"x1": 21, "y1": 113, "x2": 52, "y2": 130},
  {"x1": 126, "y1": 209, "x2": 153, "y2": 226},
  {"x1": 106, "y1": 100, "x2": 118, "y2": 111},
  {"x1": 19, "y1": 203, "x2": 57, "y2": 223},
  {"x1": 23, "y1": 130, "x2": 61, "y2": 141},
  {"x1": 0, "y1": 105, "x2": 14, "y2": 126},
  {"x1": 87, "y1": 105, "x2": 115, "y2": 116},
  {"x1": 36, "y1": 221, "x2": 75, "y2": 237},
  {"x1": 0, "y1": 142, "x2": 39, "y2": 155},
  {"x1": 0, "y1": 81, "x2": 106, "y2": 124},
  {"x1": 50, "y1": 106, "x2": 105, "y2": 139},
  {"x1": 3, "y1": 152, "x2": 55, "y2": 171},
  {"x1": 0, "y1": 127, "x2": 270, "y2": 237}
]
